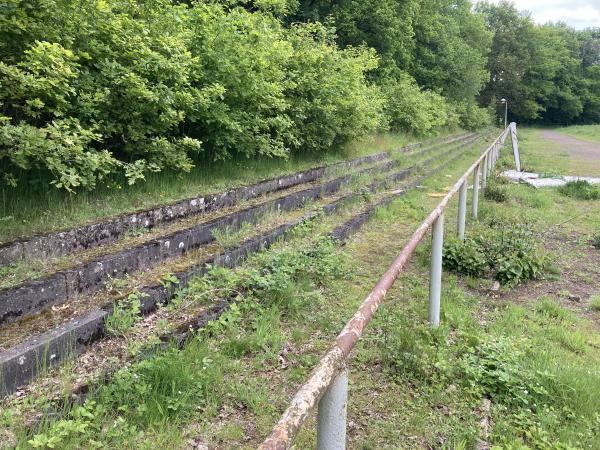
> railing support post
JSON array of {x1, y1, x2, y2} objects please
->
[
  {"x1": 429, "y1": 213, "x2": 444, "y2": 327},
  {"x1": 457, "y1": 181, "x2": 467, "y2": 240},
  {"x1": 472, "y1": 164, "x2": 480, "y2": 219},
  {"x1": 317, "y1": 368, "x2": 348, "y2": 450},
  {"x1": 482, "y1": 154, "x2": 488, "y2": 189}
]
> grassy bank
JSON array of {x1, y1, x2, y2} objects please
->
[{"x1": 0, "y1": 132, "x2": 431, "y2": 243}]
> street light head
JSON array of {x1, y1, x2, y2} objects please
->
[{"x1": 500, "y1": 98, "x2": 506, "y2": 103}]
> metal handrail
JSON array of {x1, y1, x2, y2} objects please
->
[{"x1": 259, "y1": 125, "x2": 514, "y2": 450}]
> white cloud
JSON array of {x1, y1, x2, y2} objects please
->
[{"x1": 485, "y1": 0, "x2": 600, "y2": 29}]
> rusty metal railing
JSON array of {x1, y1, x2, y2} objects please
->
[{"x1": 259, "y1": 125, "x2": 514, "y2": 450}]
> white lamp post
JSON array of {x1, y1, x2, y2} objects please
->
[{"x1": 500, "y1": 98, "x2": 508, "y2": 129}]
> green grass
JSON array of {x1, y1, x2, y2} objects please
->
[
  {"x1": 590, "y1": 295, "x2": 600, "y2": 312},
  {"x1": 516, "y1": 128, "x2": 571, "y2": 175},
  {"x1": 211, "y1": 222, "x2": 255, "y2": 249},
  {"x1": 0, "y1": 131, "x2": 423, "y2": 243},
  {"x1": 556, "y1": 124, "x2": 600, "y2": 144},
  {"x1": 558, "y1": 180, "x2": 600, "y2": 200},
  {"x1": 517, "y1": 126, "x2": 600, "y2": 176}
]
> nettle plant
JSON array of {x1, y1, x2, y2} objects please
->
[{"x1": 443, "y1": 220, "x2": 547, "y2": 287}]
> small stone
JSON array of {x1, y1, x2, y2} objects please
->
[
  {"x1": 491, "y1": 281, "x2": 500, "y2": 291},
  {"x1": 568, "y1": 294, "x2": 581, "y2": 302}
]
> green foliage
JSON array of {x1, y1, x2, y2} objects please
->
[
  {"x1": 382, "y1": 74, "x2": 458, "y2": 135},
  {"x1": 592, "y1": 231, "x2": 600, "y2": 249},
  {"x1": 484, "y1": 180, "x2": 509, "y2": 203},
  {"x1": 0, "y1": 1, "x2": 382, "y2": 191},
  {"x1": 478, "y1": 1, "x2": 598, "y2": 126},
  {"x1": 294, "y1": 0, "x2": 492, "y2": 130},
  {"x1": 558, "y1": 180, "x2": 600, "y2": 200},
  {"x1": 286, "y1": 23, "x2": 386, "y2": 152},
  {"x1": 443, "y1": 221, "x2": 547, "y2": 286},
  {"x1": 443, "y1": 238, "x2": 488, "y2": 277},
  {"x1": 105, "y1": 291, "x2": 143, "y2": 336}
]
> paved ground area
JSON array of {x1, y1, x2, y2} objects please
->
[{"x1": 540, "y1": 129, "x2": 600, "y2": 175}]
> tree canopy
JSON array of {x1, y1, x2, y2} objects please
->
[{"x1": 0, "y1": 0, "x2": 598, "y2": 191}]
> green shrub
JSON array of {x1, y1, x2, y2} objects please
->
[
  {"x1": 454, "y1": 101, "x2": 492, "y2": 130},
  {"x1": 591, "y1": 231, "x2": 600, "y2": 249},
  {"x1": 286, "y1": 23, "x2": 386, "y2": 153},
  {"x1": 484, "y1": 180, "x2": 509, "y2": 202},
  {"x1": 443, "y1": 222, "x2": 546, "y2": 286},
  {"x1": 557, "y1": 180, "x2": 600, "y2": 200},
  {"x1": 381, "y1": 73, "x2": 458, "y2": 135},
  {"x1": 0, "y1": 2, "x2": 384, "y2": 191},
  {"x1": 443, "y1": 238, "x2": 488, "y2": 277}
]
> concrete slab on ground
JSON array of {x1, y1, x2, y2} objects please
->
[{"x1": 502, "y1": 170, "x2": 600, "y2": 188}]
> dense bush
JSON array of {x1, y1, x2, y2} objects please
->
[
  {"x1": 381, "y1": 74, "x2": 459, "y2": 135},
  {"x1": 443, "y1": 222, "x2": 547, "y2": 286},
  {"x1": 558, "y1": 180, "x2": 600, "y2": 200},
  {"x1": 0, "y1": 1, "x2": 384, "y2": 191}
]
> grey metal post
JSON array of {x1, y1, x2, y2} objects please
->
[
  {"x1": 429, "y1": 213, "x2": 444, "y2": 327},
  {"x1": 457, "y1": 181, "x2": 467, "y2": 240},
  {"x1": 472, "y1": 165, "x2": 480, "y2": 219},
  {"x1": 317, "y1": 368, "x2": 348, "y2": 450},
  {"x1": 482, "y1": 154, "x2": 488, "y2": 188}
]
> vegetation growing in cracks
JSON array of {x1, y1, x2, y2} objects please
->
[
  {"x1": 18, "y1": 233, "x2": 346, "y2": 448},
  {"x1": 443, "y1": 217, "x2": 547, "y2": 286}
]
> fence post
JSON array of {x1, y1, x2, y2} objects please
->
[
  {"x1": 429, "y1": 213, "x2": 444, "y2": 326},
  {"x1": 482, "y1": 154, "x2": 488, "y2": 189},
  {"x1": 472, "y1": 165, "x2": 480, "y2": 219},
  {"x1": 457, "y1": 181, "x2": 467, "y2": 240},
  {"x1": 317, "y1": 368, "x2": 348, "y2": 450}
]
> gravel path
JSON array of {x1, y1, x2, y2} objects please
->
[{"x1": 540, "y1": 129, "x2": 600, "y2": 174}]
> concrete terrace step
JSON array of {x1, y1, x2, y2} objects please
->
[
  {"x1": 0, "y1": 133, "x2": 472, "y2": 266},
  {"x1": 0, "y1": 133, "x2": 478, "y2": 328},
  {"x1": 0, "y1": 133, "x2": 483, "y2": 397}
]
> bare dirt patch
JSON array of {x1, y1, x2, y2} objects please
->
[{"x1": 475, "y1": 231, "x2": 600, "y2": 329}]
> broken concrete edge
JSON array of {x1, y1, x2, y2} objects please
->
[
  {"x1": 0, "y1": 152, "x2": 392, "y2": 267},
  {"x1": 501, "y1": 170, "x2": 600, "y2": 188},
  {"x1": 0, "y1": 138, "x2": 476, "y2": 397},
  {"x1": 0, "y1": 158, "x2": 403, "y2": 327}
]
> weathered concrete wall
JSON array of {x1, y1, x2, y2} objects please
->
[{"x1": 0, "y1": 159, "x2": 403, "y2": 327}]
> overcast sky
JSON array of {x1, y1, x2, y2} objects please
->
[{"x1": 486, "y1": 0, "x2": 600, "y2": 29}]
